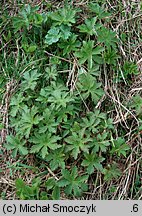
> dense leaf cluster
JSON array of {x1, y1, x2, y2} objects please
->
[{"x1": 1, "y1": 2, "x2": 134, "y2": 199}]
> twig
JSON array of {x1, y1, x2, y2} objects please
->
[
  {"x1": 47, "y1": 167, "x2": 59, "y2": 181},
  {"x1": 44, "y1": 51, "x2": 73, "y2": 64},
  {"x1": 106, "y1": 91, "x2": 139, "y2": 125}
]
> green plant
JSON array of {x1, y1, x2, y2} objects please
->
[
  {"x1": 45, "y1": 147, "x2": 65, "y2": 170},
  {"x1": 88, "y1": 3, "x2": 111, "y2": 20},
  {"x1": 78, "y1": 17, "x2": 98, "y2": 36},
  {"x1": 82, "y1": 153, "x2": 105, "y2": 174},
  {"x1": 104, "y1": 48, "x2": 120, "y2": 65},
  {"x1": 1, "y1": 1, "x2": 140, "y2": 200},
  {"x1": 10, "y1": 93, "x2": 27, "y2": 117},
  {"x1": 15, "y1": 178, "x2": 45, "y2": 200},
  {"x1": 111, "y1": 137, "x2": 130, "y2": 157},
  {"x1": 58, "y1": 166, "x2": 88, "y2": 197},
  {"x1": 45, "y1": 178, "x2": 60, "y2": 200},
  {"x1": 21, "y1": 69, "x2": 42, "y2": 91},
  {"x1": 13, "y1": 4, "x2": 43, "y2": 32},
  {"x1": 65, "y1": 129, "x2": 92, "y2": 159},
  {"x1": 30, "y1": 133, "x2": 61, "y2": 158},
  {"x1": 103, "y1": 163, "x2": 122, "y2": 182},
  {"x1": 97, "y1": 27, "x2": 118, "y2": 49},
  {"x1": 91, "y1": 132, "x2": 110, "y2": 153},
  {"x1": 77, "y1": 73, "x2": 104, "y2": 104},
  {"x1": 58, "y1": 34, "x2": 81, "y2": 55},
  {"x1": 15, "y1": 177, "x2": 61, "y2": 200},
  {"x1": 14, "y1": 107, "x2": 42, "y2": 138},
  {"x1": 49, "y1": 7, "x2": 76, "y2": 26},
  {"x1": 5, "y1": 135, "x2": 28, "y2": 157},
  {"x1": 123, "y1": 61, "x2": 139, "y2": 76},
  {"x1": 131, "y1": 95, "x2": 142, "y2": 117},
  {"x1": 75, "y1": 41, "x2": 104, "y2": 68}
]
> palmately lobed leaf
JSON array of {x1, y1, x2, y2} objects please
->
[
  {"x1": 50, "y1": 7, "x2": 76, "y2": 26},
  {"x1": 78, "y1": 17, "x2": 97, "y2": 36},
  {"x1": 29, "y1": 133, "x2": 61, "y2": 158},
  {"x1": 45, "y1": 27, "x2": 61, "y2": 45}
]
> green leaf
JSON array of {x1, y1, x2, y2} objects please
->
[
  {"x1": 50, "y1": 7, "x2": 76, "y2": 26},
  {"x1": 81, "y1": 111, "x2": 101, "y2": 133},
  {"x1": 38, "y1": 109, "x2": 58, "y2": 134},
  {"x1": 48, "y1": 88, "x2": 74, "y2": 110},
  {"x1": 123, "y1": 61, "x2": 139, "y2": 76},
  {"x1": 45, "y1": 178, "x2": 60, "y2": 199},
  {"x1": 33, "y1": 13, "x2": 43, "y2": 25},
  {"x1": 91, "y1": 132, "x2": 110, "y2": 153},
  {"x1": 88, "y1": 3, "x2": 111, "y2": 19},
  {"x1": 77, "y1": 73, "x2": 104, "y2": 104},
  {"x1": 22, "y1": 44, "x2": 37, "y2": 53},
  {"x1": 111, "y1": 137, "x2": 130, "y2": 157},
  {"x1": 45, "y1": 148, "x2": 65, "y2": 170},
  {"x1": 10, "y1": 93, "x2": 25, "y2": 117},
  {"x1": 30, "y1": 133, "x2": 61, "y2": 158},
  {"x1": 52, "y1": 186, "x2": 60, "y2": 200},
  {"x1": 15, "y1": 177, "x2": 41, "y2": 200},
  {"x1": 82, "y1": 153, "x2": 105, "y2": 174},
  {"x1": 65, "y1": 130, "x2": 92, "y2": 159},
  {"x1": 5, "y1": 135, "x2": 28, "y2": 157},
  {"x1": 22, "y1": 69, "x2": 41, "y2": 90},
  {"x1": 104, "y1": 48, "x2": 120, "y2": 65},
  {"x1": 75, "y1": 40, "x2": 93, "y2": 65},
  {"x1": 19, "y1": 145, "x2": 29, "y2": 155},
  {"x1": 46, "y1": 178, "x2": 56, "y2": 190},
  {"x1": 97, "y1": 27, "x2": 118, "y2": 48},
  {"x1": 40, "y1": 192, "x2": 48, "y2": 200},
  {"x1": 59, "y1": 25, "x2": 71, "y2": 40},
  {"x1": 13, "y1": 16, "x2": 28, "y2": 32},
  {"x1": 16, "y1": 178, "x2": 25, "y2": 189},
  {"x1": 75, "y1": 41, "x2": 104, "y2": 68},
  {"x1": 92, "y1": 46, "x2": 105, "y2": 55},
  {"x1": 3, "y1": 30, "x2": 11, "y2": 42},
  {"x1": 131, "y1": 95, "x2": 142, "y2": 116},
  {"x1": 17, "y1": 107, "x2": 42, "y2": 138},
  {"x1": 78, "y1": 17, "x2": 97, "y2": 35},
  {"x1": 58, "y1": 167, "x2": 88, "y2": 197},
  {"x1": 59, "y1": 34, "x2": 81, "y2": 55},
  {"x1": 45, "y1": 27, "x2": 61, "y2": 45},
  {"x1": 44, "y1": 66, "x2": 58, "y2": 81},
  {"x1": 13, "y1": 4, "x2": 42, "y2": 32},
  {"x1": 103, "y1": 163, "x2": 122, "y2": 181}
]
